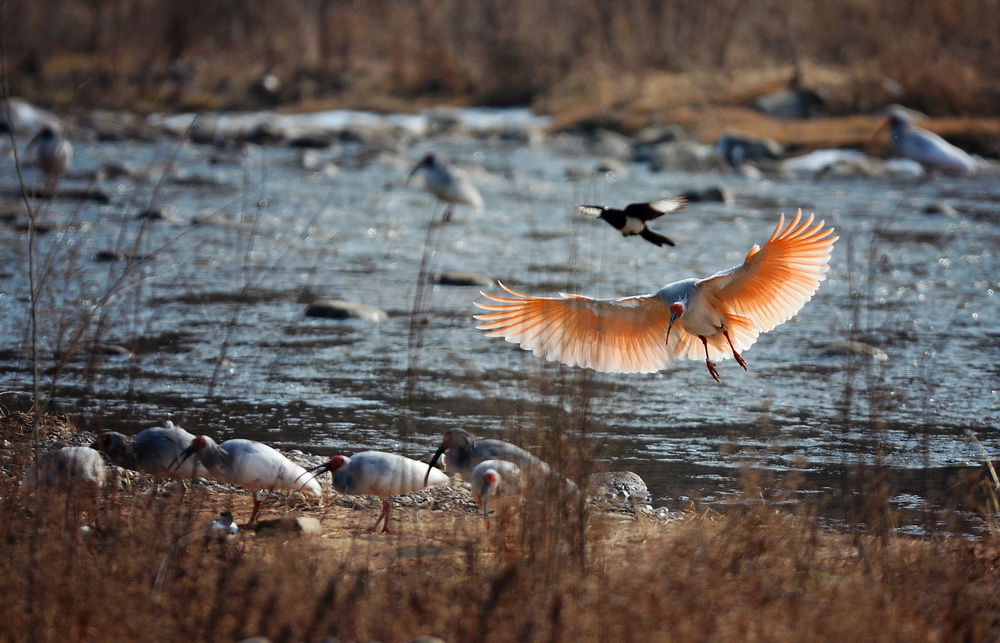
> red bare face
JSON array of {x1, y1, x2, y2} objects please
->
[
  {"x1": 483, "y1": 471, "x2": 499, "y2": 487},
  {"x1": 669, "y1": 302, "x2": 685, "y2": 318},
  {"x1": 192, "y1": 435, "x2": 207, "y2": 450},
  {"x1": 329, "y1": 455, "x2": 348, "y2": 471}
]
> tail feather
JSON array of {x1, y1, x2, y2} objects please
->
[{"x1": 640, "y1": 227, "x2": 675, "y2": 247}]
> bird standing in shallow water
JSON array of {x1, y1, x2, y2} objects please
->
[
  {"x1": 28, "y1": 125, "x2": 73, "y2": 191},
  {"x1": 884, "y1": 111, "x2": 976, "y2": 175},
  {"x1": 474, "y1": 211, "x2": 837, "y2": 383},
  {"x1": 578, "y1": 196, "x2": 686, "y2": 247},
  {"x1": 407, "y1": 153, "x2": 484, "y2": 223},
  {"x1": 171, "y1": 435, "x2": 321, "y2": 525},
  {"x1": 304, "y1": 451, "x2": 450, "y2": 534}
]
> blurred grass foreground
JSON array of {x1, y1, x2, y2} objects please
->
[{"x1": 5, "y1": 0, "x2": 1000, "y2": 122}]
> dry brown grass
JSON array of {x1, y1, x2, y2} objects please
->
[
  {"x1": 3, "y1": 0, "x2": 999, "y2": 123},
  {"x1": 3, "y1": 410, "x2": 1000, "y2": 642}
]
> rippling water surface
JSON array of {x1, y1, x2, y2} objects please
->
[{"x1": 1, "y1": 112, "x2": 997, "y2": 532}]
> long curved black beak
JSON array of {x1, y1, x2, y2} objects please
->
[
  {"x1": 405, "y1": 159, "x2": 427, "y2": 188},
  {"x1": 168, "y1": 445, "x2": 196, "y2": 475},
  {"x1": 482, "y1": 480, "x2": 495, "y2": 528},
  {"x1": 666, "y1": 310, "x2": 678, "y2": 344},
  {"x1": 294, "y1": 460, "x2": 330, "y2": 488},
  {"x1": 424, "y1": 446, "x2": 446, "y2": 487}
]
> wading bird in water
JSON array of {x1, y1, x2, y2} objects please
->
[
  {"x1": 28, "y1": 124, "x2": 73, "y2": 192},
  {"x1": 474, "y1": 210, "x2": 837, "y2": 383},
  {"x1": 304, "y1": 451, "x2": 450, "y2": 534},
  {"x1": 578, "y1": 196, "x2": 686, "y2": 247},
  {"x1": 406, "y1": 153, "x2": 484, "y2": 223},
  {"x1": 881, "y1": 110, "x2": 977, "y2": 175}
]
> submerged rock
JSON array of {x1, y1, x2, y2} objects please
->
[
  {"x1": 433, "y1": 271, "x2": 495, "y2": 287},
  {"x1": 679, "y1": 185, "x2": 733, "y2": 204},
  {"x1": 821, "y1": 340, "x2": 889, "y2": 362},
  {"x1": 305, "y1": 299, "x2": 389, "y2": 323}
]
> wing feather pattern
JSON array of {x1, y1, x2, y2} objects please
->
[
  {"x1": 475, "y1": 283, "x2": 672, "y2": 373},
  {"x1": 697, "y1": 210, "x2": 837, "y2": 336}
]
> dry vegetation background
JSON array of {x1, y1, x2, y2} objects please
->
[
  {"x1": 3, "y1": 0, "x2": 999, "y2": 122},
  {"x1": 4, "y1": 2, "x2": 1000, "y2": 640},
  {"x1": 3, "y1": 410, "x2": 1000, "y2": 642}
]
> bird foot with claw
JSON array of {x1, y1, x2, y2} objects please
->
[
  {"x1": 706, "y1": 361, "x2": 722, "y2": 383},
  {"x1": 734, "y1": 352, "x2": 748, "y2": 372}
]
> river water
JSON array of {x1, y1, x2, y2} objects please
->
[{"x1": 1, "y1": 108, "x2": 997, "y2": 534}]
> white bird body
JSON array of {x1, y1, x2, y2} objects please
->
[
  {"x1": 475, "y1": 211, "x2": 838, "y2": 382},
  {"x1": 21, "y1": 446, "x2": 106, "y2": 493},
  {"x1": 407, "y1": 153, "x2": 484, "y2": 222},
  {"x1": 307, "y1": 451, "x2": 450, "y2": 533},
  {"x1": 173, "y1": 435, "x2": 321, "y2": 524},
  {"x1": 425, "y1": 427, "x2": 549, "y2": 485},
  {"x1": 470, "y1": 459, "x2": 523, "y2": 527},
  {"x1": 94, "y1": 421, "x2": 210, "y2": 480},
  {"x1": 888, "y1": 113, "x2": 976, "y2": 174},
  {"x1": 29, "y1": 125, "x2": 73, "y2": 183}
]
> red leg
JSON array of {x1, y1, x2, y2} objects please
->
[
  {"x1": 247, "y1": 491, "x2": 262, "y2": 527},
  {"x1": 721, "y1": 328, "x2": 748, "y2": 371},
  {"x1": 371, "y1": 499, "x2": 392, "y2": 534},
  {"x1": 700, "y1": 336, "x2": 722, "y2": 383}
]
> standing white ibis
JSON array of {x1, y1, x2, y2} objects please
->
[
  {"x1": 171, "y1": 435, "x2": 322, "y2": 525},
  {"x1": 28, "y1": 124, "x2": 73, "y2": 189},
  {"x1": 21, "y1": 446, "x2": 106, "y2": 493},
  {"x1": 470, "y1": 459, "x2": 523, "y2": 529},
  {"x1": 424, "y1": 427, "x2": 548, "y2": 486},
  {"x1": 407, "y1": 153, "x2": 484, "y2": 223},
  {"x1": 304, "y1": 451, "x2": 450, "y2": 534},
  {"x1": 884, "y1": 110, "x2": 976, "y2": 175},
  {"x1": 475, "y1": 210, "x2": 838, "y2": 382},
  {"x1": 94, "y1": 421, "x2": 210, "y2": 480},
  {"x1": 578, "y1": 196, "x2": 686, "y2": 247}
]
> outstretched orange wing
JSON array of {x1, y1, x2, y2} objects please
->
[
  {"x1": 696, "y1": 210, "x2": 838, "y2": 335},
  {"x1": 474, "y1": 284, "x2": 673, "y2": 373}
]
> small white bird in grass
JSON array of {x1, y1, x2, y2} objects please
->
[
  {"x1": 94, "y1": 421, "x2": 210, "y2": 480},
  {"x1": 21, "y1": 446, "x2": 106, "y2": 493},
  {"x1": 171, "y1": 435, "x2": 322, "y2": 526},
  {"x1": 884, "y1": 111, "x2": 977, "y2": 175},
  {"x1": 28, "y1": 124, "x2": 73, "y2": 189},
  {"x1": 406, "y1": 153, "x2": 484, "y2": 223},
  {"x1": 578, "y1": 196, "x2": 686, "y2": 247},
  {"x1": 424, "y1": 427, "x2": 549, "y2": 487},
  {"x1": 470, "y1": 459, "x2": 523, "y2": 529},
  {"x1": 475, "y1": 210, "x2": 838, "y2": 383},
  {"x1": 303, "y1": 451, "x2": 450, "y2": 534}
]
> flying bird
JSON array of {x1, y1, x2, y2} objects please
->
[
  {"x1": 171, "y1": 435, "x2": 321, "y2": 525},
  {"x1": 303, "y1": 451, "x2": 450, "y2": 534},
  {"x1": 474, "y1": 210, "x2": 837, "y2": 382},
  {"x1": 406, "y1": 153, "x2": 484, "y2": 223},
  {"x1": 578, "y1": 196, "x2": 686, "y2": 247}
]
